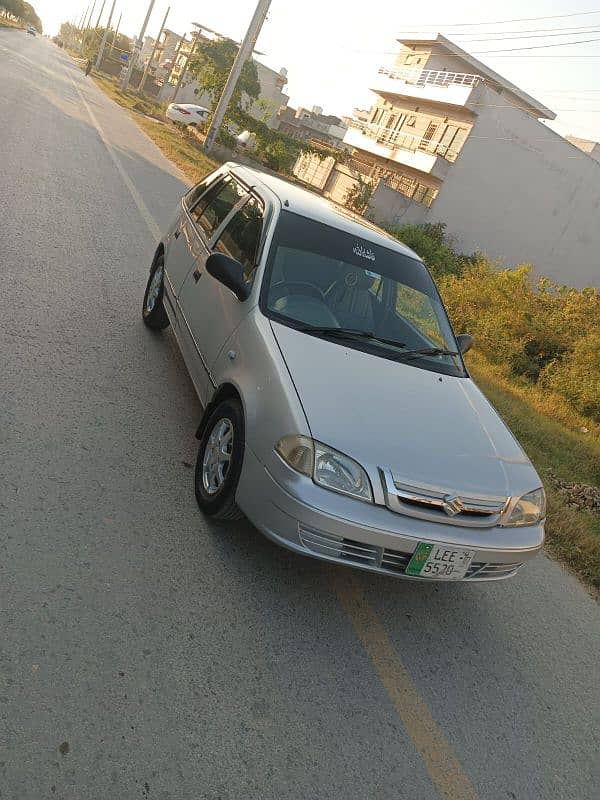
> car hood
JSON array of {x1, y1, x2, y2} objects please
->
[{"x1": 271, "y1": 322, "x2": 540, "y2": 498}]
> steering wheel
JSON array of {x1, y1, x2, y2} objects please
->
[{"x1": 269, "y1": 281, "x2": 325, "y2": 304}]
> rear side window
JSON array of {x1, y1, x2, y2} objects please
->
[
  {"x1": 214, "y1": 198, "x2": 263, "y2": 282},
  {"x1": 185, "y1": 173, "x2": 220, "y2": 210},
  {"x1": 190, "y1": 179, "x2": 245, "y2": 239}
]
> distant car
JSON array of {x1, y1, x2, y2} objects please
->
[
  {"x1": 166, "y1": 103, "x2": 209, "y2": 127},
  {"x1": 27, "y1": 26, "x2": 37, "y2": 36}
]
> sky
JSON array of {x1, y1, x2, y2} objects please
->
[{"x1": 36, "y1": 0, "x2": 600, "y2": 141}]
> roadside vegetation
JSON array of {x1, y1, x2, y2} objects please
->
[
  {"x1": 388, "y1": 222, "x2": 600, "y2": 590},
  {"x1": 1, "y1": 1, "x2": 41, "y2": 30}
]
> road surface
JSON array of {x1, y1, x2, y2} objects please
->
[{"x1": 0, "y1": 29, "x2": 598, "y2": 800}]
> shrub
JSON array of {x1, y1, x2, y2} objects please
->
[
  {"x1": 384, "y1": 222, "x2": 600, "y2": 422},
  {"x1": 539, "y1": 332, "x2": 600, "y2": 420},
  {"x1": 387, "y1": 222, "x2": 473, "y2": 278}
]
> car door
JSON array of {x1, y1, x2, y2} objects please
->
[
  {"x1": 163, "y1": 173, "x2": 223, "y2": 300},
  {"x1": 175, "y1": 177, "x2": 252, "y2": 399},
  {"x1": 178, "y1": 190, "x2": 264, "y2": 403}
]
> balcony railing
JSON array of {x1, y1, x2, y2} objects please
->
[
  {"x1": 346, "y1": 119, "x2": 459, "y2": 162},
  {"x1": 378, "y1": 66, "x2": 483, "y2": 89}
]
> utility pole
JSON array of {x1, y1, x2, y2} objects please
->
[
  {"x1": 110, "y1": 11, "x2": 122, "y2": 57},
  {"x1": 84, "y1": 0, "x2": 97, "y2": 30},
  {"x1": 94, "y1": 0, "x2": 107, "y2": 29},
  {"x1": 77, "y1": 5, "x2": 89, "y2": 30},
  {"x1": 120, "y1": 0, "x2": 156, "y2": 91},
  {"x1": 138, "y1": 6, "x2": 170, "y2": 94},
  {"x1": 203, "y1": 0, "x2": 272, "y2": 153},
  {"x1": 171, "y1": 25, "x2": 201, "y2": 104},
  {"x1": 96, "y1": 0, "x2": 117, "y2": 69},
  {"x1": 79, "y1": 0, "x2": 97, "y2": 52}
]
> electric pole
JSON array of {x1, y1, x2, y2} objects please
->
[
  {"x1": 203, "y1": 0, "x2": 272, "y2": 153},
  {"x1": 120, "y1": 0, "x2": 156, "y2": 91},
  {"x1": 79, "y1": 0, "x2": 97, "y2": 52},
  {"x1": 138, "y1": 5, "x2": 169, "y2": 94},
  {"x1": 110, "y1": 12, "x2": 122, "y2": 57},
  {"x1": 96, "y1": 0, "x2": 117, "y2": 68},
  {"x1": 171, "y1": 25, "x2": 201, "y2": 104},
  {"x1": 94, "y1": 0, "x2": 107, "y2": 29}
]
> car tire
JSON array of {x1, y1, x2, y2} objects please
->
[
  {"x1": 194, "y1": 399, "x2": 245, "y2": 521},
  {"x1": 142, "y1": 253, "x2": 170, "y2": 330}
]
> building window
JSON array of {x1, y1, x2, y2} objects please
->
[
  {"x1": 412, "y1": 185, "x2": 438, "y2": 207},
  {"x1": 419, "y1": 122, "x2": 439, "y2": 151},
  {"x1": 404, "y1": 54, "x2": 415, "y2": 65}
]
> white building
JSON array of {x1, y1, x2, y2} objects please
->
[{"x1": 343, "y1": 34, "x2": 600, "y2": 288}]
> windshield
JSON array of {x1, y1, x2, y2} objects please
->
[{"x1": 261, "y1": 211, "x2": 466, "y2": 377}]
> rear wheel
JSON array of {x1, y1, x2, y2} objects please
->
[
  {"x1": 194, "y1": 399, "x2": 245, "y2": 520},
  {"x1": 142, "y1": 254, "x2": 169, "y2": 330}
]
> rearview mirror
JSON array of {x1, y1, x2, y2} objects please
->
[
  {"x1": 456, "y1": 334, "x2": 473, "y2": 354},
  {"x1": 206, "y1": 253, "x2": 250, "y2": 301}
]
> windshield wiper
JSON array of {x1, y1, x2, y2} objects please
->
[
  {"x1": 296, "y1": 326, "x2": 405, "y2": 349},
  {"x1": 392, "y1": 347, "x2": 458, "y2": 360}
]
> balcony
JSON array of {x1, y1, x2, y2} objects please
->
[
  {"x1": 343, "y1": 120, "x2": 456, "y2": 180},
  {"x1": 372, "y1": 66, "x2": 483, "y2": 108}
]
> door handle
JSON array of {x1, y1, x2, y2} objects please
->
[{"x1": 193, "y1": 268, "x2": 202, "y2": 283}]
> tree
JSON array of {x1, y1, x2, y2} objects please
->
[
  {"x1": 21, "y1": 1, "x2": 42, "y2": 31},
  {"x1": 187, "y1": 38, "x2": 260, "y2": 125},
  {"x1": 4, "y1": 1, "x2": 42, "y2": 31}
]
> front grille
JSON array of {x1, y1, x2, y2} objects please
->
[
  {"x1": 298, "y1": 526, "x2": 378, "y2": 565},
  {"x1": 381, "y1": 469, "x2": 508, "y2": 528},
  {"x1": 298, "y1": 526, "x2": 523, "y2": 580}
]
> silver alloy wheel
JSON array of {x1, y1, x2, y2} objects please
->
[
  {"x1": 202, "y1": 418, "x2": 233, "y2": 495},
  {"x1": 146, "y1": 265, "x2": 163, "y2": 313}
]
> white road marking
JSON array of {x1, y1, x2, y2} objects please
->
[{"x1": 66, "y1": 68, "x2": 162, "y2": 243}]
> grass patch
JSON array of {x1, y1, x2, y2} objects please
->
[
  {"x1": 1, "y1": 18, "x2": 25, "y2": 29},
  {"x1": 90, "y1": 71, "x2": 220, "y2": 183},
  {"x1": 469, "y1": 354, "x2": 600, "y2": 591}
]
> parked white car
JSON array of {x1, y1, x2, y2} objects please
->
[{"x1": 166, "y1": 103, "x2": 209, "y2": 127}]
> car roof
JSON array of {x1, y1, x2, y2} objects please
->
[{"x1": 224, "y1": 162, "x2": 422, "y2": 262}]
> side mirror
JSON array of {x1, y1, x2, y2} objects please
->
[
  {"x1": 206, "y1": 253, "x2": 250, "y2": 301},
  {"x1": 456, "y1": 333, "x2": 473, "y2": 355}
]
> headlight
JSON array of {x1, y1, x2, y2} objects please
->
[
  {"x1": 502, "y1": 488, "x2": 546, "y2": 527},
  {"x1": 275, "y1": 436, "x2": 373, "y2": 503}
]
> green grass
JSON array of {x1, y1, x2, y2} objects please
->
[
  {"x1": 469, "y1": 355, "x2": 600, "y2": 591},
  {"x1": 0, "y1": 18, "x2": 25, "y2": 29}
]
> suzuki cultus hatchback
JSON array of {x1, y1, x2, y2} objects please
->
[{"x1": 142, "y1": 163, "x2": 545, "y2": 582}]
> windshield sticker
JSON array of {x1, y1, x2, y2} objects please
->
[
  {"x1": 365, "y1": 270, "x2": 381, "y2": 279},
  {"x1": 353, "y1": 243, "x2": 376, "y2": 262}
]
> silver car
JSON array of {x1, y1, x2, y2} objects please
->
[{"x1": 142, "y1": 163, "x2": 545, "y2": 582}]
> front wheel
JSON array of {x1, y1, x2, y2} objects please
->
[
  {"x1": 194, "y1": 399, "x2": 245, "y2": 520},
  {"x1": 142, "y1": 254, "x2": 169, "y2": 330}
]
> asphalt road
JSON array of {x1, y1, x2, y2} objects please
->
[{"x1": 1, "y1": 30, "x2": 599, "y2": 800}]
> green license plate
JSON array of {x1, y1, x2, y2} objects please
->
[{"x1": 406, "y1": 542, "x2": 476, "y2": 580}]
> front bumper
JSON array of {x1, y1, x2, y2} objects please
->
[{"x1": 236, "y1": 448, "x2": 545, "y2": 582}]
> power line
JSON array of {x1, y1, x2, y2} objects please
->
[
  {"x1": 405, "y1": 10, "x2": 600, "y2": 29},
  {"x1": 450, "y1": 23, "x2": 600, "y2": 36},
  {"x1": 474, "y1": 36, "x2": 600, "y2": 53},
  {"x1": 458, "y1": 29, "x2": 600, "y2": 43}
]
